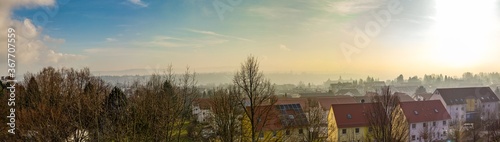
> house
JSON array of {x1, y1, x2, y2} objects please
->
[
  {"x1": 430, "y1": 87, "x2": 500, "y2": 123},
  {"x1": 316, "y1": 96, "x2": 358, "y2": 139},
  {"x1": 399, "y1": 100, "x2": 451, "y2": 142},
  {"x1": 242, "y1": 104, "x2": 309, "y2": 142},
  {"x1": 192, "y1": 98, "x2": 212, "y2": 123},
  {"x1": 328, "y1": 103, "x2": 376, "y2": 142}
]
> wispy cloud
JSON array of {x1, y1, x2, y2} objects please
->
[
  {"x1": 324, "y1": 0, "x2": 384, "y2": 15},
  {"x1": 185, "y1": 28, "x2": 254, "y2": 42},
  {"x1": 128, "y1": 0, "x2": 148, "y2": 7},
  {"x1": 279, "y1": 44, "x2": 291, "y2": 51},
  {"x1": 247, "y1": 6, "x2": 302, "y2": 19},
  {"x1": 106, "y1": 38, "x2": 117, "y2": 42}
]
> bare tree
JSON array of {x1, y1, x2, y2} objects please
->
[
  {"x1": 366, "y1": 86, "x2": 409, "y2": 141},
  {"x1": 305, "y1": 98, "x2": 325, "y2": 142},
  {"x1": 233, "y1": 55, "x2": 276, "y2": 142},
  {"x1": 448, "y1": 120, "x2": 466, "y2": 142},
  {"x1": 208, "y1": 86, "x2": 244, "y2": 142},
  {"x1": 419, "y1": 123, "x2": 437, "y2": 142}
]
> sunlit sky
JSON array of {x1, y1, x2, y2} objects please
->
[{"x1": 1, "y1": 0, "x2": 499, "y2": 80}]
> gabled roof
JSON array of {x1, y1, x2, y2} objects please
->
[
  {"x1": 434, "y1": 87, "x2": 500, "y2": 105},
  {"x1": 193, "y1": 98, "x2": 211, "y2": 109},
  {"x1": 394, "y1": 92, "x2": 415, "y2": 102},
  {"x1": 331, "y1": 103, "x2": 376, "y2": 128},
  {"x1": 399, "y1": 100, "x2": 451, "y2": 123},
  {"x1": 316, "y1": 96, "x2": 357, "y2": 110},
  {"x1": 248, "y1": 104, "x2": 309, "y2": 131},
  {"x1": 276, "y1": 104, "x2": 309, "y2": 128},
  {"x1": 276, "y1": 98, "x2": 309, "y2": 110}
]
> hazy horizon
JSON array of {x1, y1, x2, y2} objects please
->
[{"x1": 1, "y1": 0, "x2": 500, "y2": 83}]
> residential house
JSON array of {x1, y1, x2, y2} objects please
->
[
  {"x1": 192, "y1": 98, "x2": 212, "y2": 123},
  {"x1": 328, "y1": 103, "x2": 376, "y2": 142},
  {"x1": 430, "y1": 87, "x2": 499, "y2": 124},
  {"x1": 242, "y1": 104, "x2": 309, "y2": 142},
  {"x1": 399, "y1": 100, "x2": 451, "y2": 142}
]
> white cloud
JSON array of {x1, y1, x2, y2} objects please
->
[
  {"x1": 279, "y1": 44, "x2": 291, "y2": 51},
  {"x1": 128, "y1": 0, "x2": 148, "y2": 7},
  {"x1": 0, "y1": 0, "x2": 84, "y2": 74},
  {"x1": 43, "y1": 35, "x2": 65, "y2": 44},
  {"x1": 324, "y1": 0, "x2": 384, "y2": 15},
  {"x1": 186, "y1": 28, "x2": 253, "y2": 42},
  {"x1": 106, "y1": 38, "x2": 117, "y2": 42}
]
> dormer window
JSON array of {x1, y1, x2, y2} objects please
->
[
  {"x1": 434, "y1": 109, "x2": 438, "y2": 113},
  {"x1": 414, "y1": 111, "x2": 418, "y2": 115},
  {"x1": 347, "y1": 114, "x2": 352, "y2": 119}
]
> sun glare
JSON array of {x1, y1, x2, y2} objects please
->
[{"x1": 433, "y1": 0, "x2": 497, "y2": 67}]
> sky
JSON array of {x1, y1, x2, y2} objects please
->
[{"x1": 1, "y1": 0, "x2": 500, "y2": 80}]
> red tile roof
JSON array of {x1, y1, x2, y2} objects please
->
[
  {"x1": 399, "y1": 100, "x2": 451, "y2": 123},
  {"x1": 331, "y1": 103, "x2": 377, "y2": 128},
  {"x1": 193, "y1": 98, "x2": 211, "y2": 109},
  {"x1": 276, "y1": 98, "x2": 309, "y2": 110},
  {"x1": 316, "y1": 96, "x2": 357, "y2": 110}
]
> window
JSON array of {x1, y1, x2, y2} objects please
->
[
  {"x1": 411, "y1": 135, "x2": 416, "y2": 140},
  {"x1": 456, "y1": 107, "x2": 458, "y2": 110},
  {"x1": 443, "y1": 131, "x2": 446, "y2": 135},
  {"x1": 368, "y1": 127, "x2": 373, "y2": 132},
  {"x1": 433, "y1": 121, "x2": 436, "y2": 126},
  {"x1": 259, "y1": 132, "x2": 264, "y2": 138},
  {"x1": 412, "y1": 124, "x2": 416, "y2": 129},
  {"x1": 272, "y1": 131, "x2": 277, "y2": 137},
  {"x1": 443, "y1": 121, "x2": 447, "y2": 125},
  {"x1": 423, "y1": 123, "x2": 427, "y2": 127},
  {"x1": 461, "y1": 107, "x2": 464, "y2": 111},
  {"x1": 342, "y1": 129, "x2": 347, "y2": 134},
  {"x1": 355, "y1": 128, "x2": 360, "y2": 133},
  {"x1": 299, "y1": 129, "x2": 304, "y2": 134},
  {"x1": 286, "y1": 130, "x2": 290, "y2": 135}
]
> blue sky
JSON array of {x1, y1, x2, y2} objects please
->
[{"x1": 1, "y1": 0, "x2": 500, "y2": 79}]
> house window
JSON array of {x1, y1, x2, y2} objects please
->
[
  {"x1": 443, "y1": 121, "x2": 447, "y2": 125},
  {"x1": 286, "y1": 130, "x2": 290, "y2": 135},
  {"x1": 299, "y1": 129, "x2": 304, "y2": 134},
  {"x1": 355, "y1": 128, "x2": 360, "y2": 133},
  {"x1": 272, "y1": 131, "x2": 277, "y2": 137},
  {"x1": 342, "y1": 129, "x2": 347, "y2": 134},
  {"x1": 411, "y1": 135, "x2": 416, "y2": 140},
  {"x1": 456, "y1": 107, "x2": 458, "y2": 110},
  {"x1": 433, "y1": 121, "x2": 436, "y2": 127},
  {"x1": 412, "y1": 124, "x2": 416, "y2": 129},
  {"x1": 423, "y1": 123, "x2": 427, "y2": 127},
  {"x1": 443, "y1": 131, "x2": 446, "y2": 135},
  {"x1": 368, "y1": 127, "x2": 373, "y2": 132},
  {"x1": 461, "y1": 107, "x2": 464, "y2": 111},
  {"x1": 259, "y1": 132, "x2": 264, "y2": 138}
]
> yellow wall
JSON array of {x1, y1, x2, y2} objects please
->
[
  {"x1": 328, "y1": 107, "x2": 338, "y2": 141},
  {"x1": 466, "y1": 99, "x2": 475, "y2": 112},
  {"x1": 337, "y1": 127, "x2": 369, "y2": 142}
]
